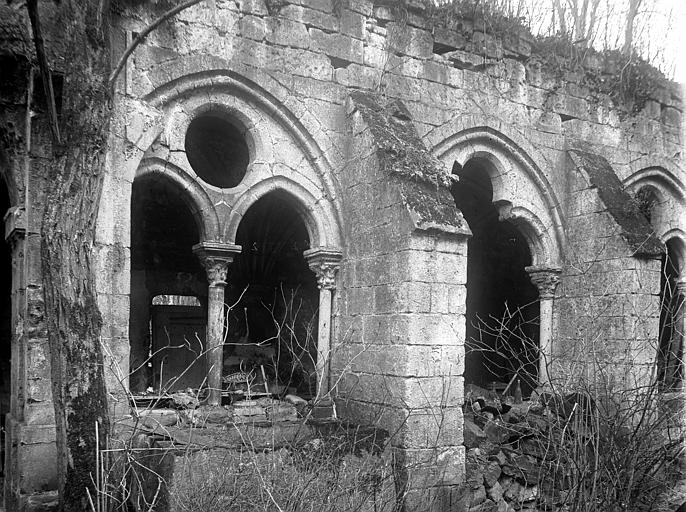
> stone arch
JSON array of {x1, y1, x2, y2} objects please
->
[
  {"x1": 663, "y1": 230, "x2": 686, "y2": 278},
  {"x1": 141, "y1": 67, "x2": 345, "y2": 244},
  {"x1": 497, "y1": 204, "x2": 557, "y2": 268},
  {"x1": 624, "y1": 167, "x2": 685, "y2": 203},
  {"x1": 624, "y1": 165, "x2": 685, "y2": 241},
  {"x1": 625, "y1": 157, "x2": 685, "y2": 200},
  {"x1": 437, "y1": 125, "x2": 564, "y2": 267},
  {"x1": 224, "y1": 176, "x2": 340, "y2": 250},
  {"x1": 135, "y1": 158, "x2": 221, "y2": 242}
]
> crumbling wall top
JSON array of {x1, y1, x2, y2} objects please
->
[{"x1": 374, "y1": 0, "x2": 682, "y2": 125}]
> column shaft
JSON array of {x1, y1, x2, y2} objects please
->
[
  {"x1": 526, "y1": 265, "x2": 561, "y2": 387},
  {"x1": 316, "y1": 287, "x2": 332, "y2": 398},
  {"x1": 671, "y1": 279, "x2": 685, "y2": 391},
  {"x1": 538, "y1": 297, "x2": 554, "y2": 385},
  {"x1": 193, "y1": 242, "x2": 241, "y2": 406},
  {"x1": 206, "y1": 283, "x2": 226, "y2": 405},
  {"x1": 304, "y1": 248, "x2": 342, "y2": 400}
]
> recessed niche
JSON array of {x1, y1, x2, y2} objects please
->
[{"x1": 184, "y1": 114, "x2": 250, "y2": 188}]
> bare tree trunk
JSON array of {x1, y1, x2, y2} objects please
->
[
  {"x1": 586, "y1": 0, "x2": 602, "y2": 45},
  {"x1": 623, "y1": 0, "x2": 643, "y2": 54},
  {"x1": 553, "y1": 0, "x2": 568, "y2": 36},
  {"x1": 37, "y1": 0, "x2": 111, "y2": 509}
]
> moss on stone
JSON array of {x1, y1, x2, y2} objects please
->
[
  {"x1": 567, "y1": 149, "x2": 664, "y2": 258},
  {"x1": 349, "y1": 91, "x2": 466, "y2": 234}
]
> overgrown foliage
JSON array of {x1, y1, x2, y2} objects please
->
[
  {"x1": 465, "y1": 294, "x2": 685, "y2": 511},
  {"x1": 423, "y1": 0, "x2": 679, "y2": 113}
]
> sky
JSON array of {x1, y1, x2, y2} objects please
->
[{"x1": 504, "y1": 0, "x2": 686, "y2": 83}]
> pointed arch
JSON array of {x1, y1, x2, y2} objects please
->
[
  {"x1": 135, "y1": 158, "x2": 221, "y2": 242},
  {"x1": 434, "y1": 122, "x2": 564, "y2": 267},
  {"x1": 224, "y1": 175, "x2": 341, "y2": 250},
  {"x1": 141, "y1": 67, "x2": 344, "y2": 246},
  {"x1": 624, "y1": 160, "x2": 685, "y2": 203},
  {"x1": 663, "y1": 230, "x2": 686, "y2": 277},
  {"x1": 624, "y1": 165, "x2": 685, "y2": 247}
]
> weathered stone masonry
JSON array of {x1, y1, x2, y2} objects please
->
[{"x1": 0, "y1": 0, "x2": 684, "y2": 509}]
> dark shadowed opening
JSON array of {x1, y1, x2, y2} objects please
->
[
  {"x1": 229, "y1": 192, "x2": 319, "y2": 397},
  {"x1": 658, "y1": 239, "x2": 683, "y2": 390},
  {"x1": 635, "y1": 185, "x2": 660, "y2": 226},
  {"x1": 452, "y1": 159, "x2": 540, "y2": 396},
  {"x1": 185, "y1": 115, "x2": 249, "y2": 188},
  {"x1": 0, "y1": 178, "x2": 10, "y2": 477},
  {"x1": 129, "y1": 176, "x2": 206, "y2": 393}
]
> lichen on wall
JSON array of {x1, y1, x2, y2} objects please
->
[
  {"x1": 348, "y1": 91, "x2": 467, "y2": 235},
  {"x1": 567, "y1": 149, "x2": 663, "y2": 257}
]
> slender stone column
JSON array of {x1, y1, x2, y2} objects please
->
[
  {"x1": 525, "y1": 265, "x2": 562, "y2": 386},
  {"x1": 304, "y1": 248, "x2": 342, "y2": 399},
  {"x1": 673, "y1": 277, "x2": 686, "y2": 391},
  {"x1": 193, "y1": 242, "x2": 241, "y2": 405}
]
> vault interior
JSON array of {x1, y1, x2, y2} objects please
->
[
  {"x1": 452, "y1": 158, "x2": 540, "y2": 395},
  {"x1": 129, "y1": 176, "x2": 206, "y2": 393},
  {"x1": 228, "y1": 192, "x2": 319, "y2": 397}
]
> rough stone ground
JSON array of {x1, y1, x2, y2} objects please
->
[
  {"x1": 459, "y1": 389, "x2": 685, "y2": 512},
  {"x1": 112, "y1": 398, "x2": 392, "y2": 511}
]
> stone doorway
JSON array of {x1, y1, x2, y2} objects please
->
[
  {"x1": 451, "y1": 158, "x2": 540, "y2": 396},
  {"x1": 150, "y1": 295, "x2": 206, "y2": 392},
  {"x1": 229, "y1": 192, "x2": 319, "y2": 398},
  {"x1": 129, "y1": 176, "x2": 205, "y2": 394}
]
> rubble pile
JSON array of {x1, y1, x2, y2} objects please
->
[
  {"x1": 460, "y1": 389, "x2": 576, "y2": 512},
  {"x1": 460, "y1": 385, "x2": 686, "y2": 512}
]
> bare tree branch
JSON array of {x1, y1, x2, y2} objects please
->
[{"x1": 108, "y1": 0, "x2": 206, "y2": 95}]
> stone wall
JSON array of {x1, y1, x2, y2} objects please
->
[
  {"x1": 0, "y1": 12, "x2": 60, "y2": 507},
  {"x1": 555, "y1": 150, "x2": 663, "y2": 388},
  {"x1": 0, "y1": 0, "x2": 683, "y2": 509},
  {"x1": 332, "y1": 92, "x2": 469, "y2": 506}
]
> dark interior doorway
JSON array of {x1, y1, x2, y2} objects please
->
[
  {"x1": 228, "y1": 192, "x2": 319, "y2": 397},
  {"x1": 658, "y1": 239, "x2": 683, "y2": 390},
  {"x1": 0, "y1": 178, "x2": 11, "y2": 476},
  {"x1": 129, "y1": 176, "x2": 205, "y2": 393},
  {"x1": 451, "y1": 159, "x2": 540, "y2": 396}
]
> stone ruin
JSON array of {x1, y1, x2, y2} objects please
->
[{"x1": 0, "y1": 0, "x2": 684, "y2": 510}]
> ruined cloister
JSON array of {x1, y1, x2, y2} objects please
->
[{"x1": 1, "y1": 0, "x2": 685, "y2": 510}]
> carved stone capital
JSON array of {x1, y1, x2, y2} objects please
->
[
  {"x1": 304, "y1": 247, "x2": 342, "y2": 291},
  {"x1": 525, "y1": 265, "x2": 562, "y2": 299},
  {"x1": 4, "y1": 206, "x2": 26, "y2": 247},
  {"x1": 193, "y1": 242, "x2": 242, "y2": 287}
]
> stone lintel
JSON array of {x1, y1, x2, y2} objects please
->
[
  {"x1": 304, "y1": 247, "x2": 342, "y2": 290},
  {"x1": 525, "y1": 265, "x2": 562, "y2": 299}
]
